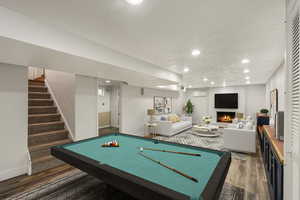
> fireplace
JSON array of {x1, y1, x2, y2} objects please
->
[{"x1": 217, "y1": 112, "x2": 236, "y2": 123}]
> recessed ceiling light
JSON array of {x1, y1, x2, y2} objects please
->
[
  {"x1": 126, "y1": 0, "x2": 143, "y2": 5},
  {"x1": 188, "y1": 85, "x2": 192, "y2": 88},
  {"x1": 183, "y1": 67, "x2": 190, "y2": 72},
  {"x1": 245, "y1": 76, "x2": 250, "y2": 80},
  {"x1": 243, "y1": 69, "x2": 250, "y2": 74},
  {"x1": 246, "y1": 80, "x2": 251, "y2": 84},
  {"x1": 241, "y1": 59, "x2": 250, "y2": 64},
  {"x1": 105, "y1": 80, "x2": 111, "y2": 83},
  {"x1": 210, "y1": 81, "x2": 215, "y2": 85},
  {"x1": 192, "y1": 49, "x2": 201, "y2": 56},
  {"x1": 203, "y1": 78, "x2": 208, "y2": 82}
]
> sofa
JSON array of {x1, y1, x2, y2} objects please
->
[
  {"x1": 153, "y1": 114, "x2": 192, "y2": 136},
  {"x1": 222, "y1": 121, "x2": 256, "y2": 153}
]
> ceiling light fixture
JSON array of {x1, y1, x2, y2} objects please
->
[
  {"x1": 105, "y1": 80, "x2": 111, "y2": 83},
  {"x1": 210, "y1": 81, "x2": 215, "y2": 85},
  {"x1": 126, "y1": 0, "x2": 143, "y2": 5},
  {"x1": 183, "y1": 67, "x2": 190, "y2": 72},
  {"x1": 246, "y1": 80, "x2": 251, "y2": 84},
  {"x1": 243, "y1": 69, "x2": 250, "y2": 74},
  {"x1": 203, "y1": 78, "x2": 208, "y2": 82},
  {"x1": 192, "y1": 49, "x2": 201, "y2": 56},
  {"x1": 245, "y1": 76, "x2": 250, "y2": 80},
  {"x1": 241, "y1": 59, "x2": 250, "y2": 64}
]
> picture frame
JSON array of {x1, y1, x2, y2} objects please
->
[
  {"x1": 270, "y1": 89, "x2": 278, "y2": 120},
  {"x1": 154, "y1": 96, "x2": 172, "y2": 114}
]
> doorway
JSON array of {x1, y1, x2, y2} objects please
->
[{"x1": 98, "y1": 79, "x2": 120, "y2": 135}]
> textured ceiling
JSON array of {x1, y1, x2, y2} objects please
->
[{"x1": 0, "y1": 0, "x2": 285, "y2": 88}]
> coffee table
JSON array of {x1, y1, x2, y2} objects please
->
[{"x1": 191, "y1": 125, "x2": 221, "y2": 137}]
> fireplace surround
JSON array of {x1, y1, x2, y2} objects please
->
[{"x1": 217, "y1": 112, "x2": 236, "y2": 123}]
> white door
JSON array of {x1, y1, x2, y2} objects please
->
[{"x1": 190, "y1": 96, "x2": 208, "y2": 124}]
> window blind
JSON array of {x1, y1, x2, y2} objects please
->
[{"x1": 291, "y1": 13, "x2": 300, "y2": 154}]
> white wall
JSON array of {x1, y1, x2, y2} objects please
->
[
  {"x1": 75, "y1": 75, "x2": 98, "y2": 141},
  {"x1": 185, "y1": 84, "x2": 266, "y2": 123},
  {"x1": 120, "y1": 85, "x2": 184, "y2": 136},
  {"x1": 185, "y1": 89, "x2": 209, "y2": 124},
  {"x1": 245, "y1": 84, "x2": 266, "y2": 118},
  {"x1": 266, "y1": 62, "x2": 286, "y2": 111},
  {"x1": 45, "y1": 70, "x2": 75, "y2": 135},
  {"x1": 0, "y1": 63, "x2": 28, "y2": 181}
]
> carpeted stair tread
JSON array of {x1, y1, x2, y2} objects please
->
[
  {"x1": 29, "y1": 113, "x2": 60, "y2": 117},
  {"x1": 31, "y1": 156, "x2": 66, "y2": 175},
  {"x1": 28, "y1": 80, "x2": 45, "y2": 86},
  {"x1": 29, "y1": 86, "x2": 48, "y2": 92},
  {"x1": 28, "y1": 129, "x2": 69, "y2": 146},
  {"x1": 29, "y1": 121, "x2": 64, "y2": 127},
  {"x1": 29, "y1": 106, "x2": 56, "y2": 109},
  {"x1": 29, "y1": 99, "x2": 54, "y2": 106},
  {"x1": 28, "y1": 92, "x2": 51, "y2": 99},
  {"x1": 29, "y1": 106, "x2": 58, "y2": 114},
  {"x1": 29, "y1": 139, "x2": 71, "y2": 152},
  {"x1": 28, "y1": 113, "x2": 60, "y2": 124},
  {"x1": 29, "y1": 121, "x2": 65, "y2": 135},
  {"x1": 29, "y1": 129, "x2": 68, "y2": 138},
  {"x1": 32, "y1": 155, "x2": 55, "y2": 164}
]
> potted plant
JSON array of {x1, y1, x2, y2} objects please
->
[
  {"x1": 260, "y1": 108, "x2": 269, "y2": 115},
  {"x1": 185, "y1": 99, "x2": 194, "y2": 116}
]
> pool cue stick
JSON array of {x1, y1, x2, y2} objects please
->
[
  {"x1": 140, "y1": 147, "x2": 201, "y2": 157},
  {"x1": 138, "y1": 152, "x2": 198, "y2": 183}
]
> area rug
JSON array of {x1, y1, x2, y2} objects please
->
[
  {"x1": 7, "y1": 170, "x2": 245, "y2": 200},
  {"x1": 154, "y1": 130, "x2": 248, "y2": 160}
]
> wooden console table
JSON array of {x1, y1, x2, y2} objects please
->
[{"x1": 258, "y1": 125, "x2": 284, "y2": 200}]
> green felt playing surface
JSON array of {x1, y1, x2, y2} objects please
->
[{"x1": 62, "y1": 134, "x2": 223, "y2": 200}]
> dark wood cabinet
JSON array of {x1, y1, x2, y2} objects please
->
[{"x1": 258, "y1": 126, "x2": 283, "y2": 200}]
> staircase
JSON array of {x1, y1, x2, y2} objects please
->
[{"x1": 28, "y1": 79, "x2": 72, "y2": 174}]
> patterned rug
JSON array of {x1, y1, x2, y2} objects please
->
[
  {"x1": 7, "y1": 131, "x2": 249, "y2": 200},
  {"x1": 154, "y1": 130, "x2": 248, "y2": 160}
]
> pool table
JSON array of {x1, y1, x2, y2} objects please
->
[{"x1": 51, "y1": 133, "x2": 231, "y2": 200}]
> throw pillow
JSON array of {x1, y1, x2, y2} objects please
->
[
  {"x1": 168, "y1": 115, "x2": 177, "y2": 123},
  {"x1": 160, "y1": 116, "x2": 167, "y2": 121}
]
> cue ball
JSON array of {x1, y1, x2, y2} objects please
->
[{"x1": 140, "y1": 147, "x2": 143, "y2": 152}]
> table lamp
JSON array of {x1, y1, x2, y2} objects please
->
[{"x1": 147, "y1": 109, "x2": 155, "y2": 122}]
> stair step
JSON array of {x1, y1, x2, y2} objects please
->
[
  {"x1": 29, "y1": 92, "x2": 51, "y2": 99},
  {"x1": 29, "y1": 99, "x2": 54, "y2": 106},
  {"x1": 28, "y1": 129, "x2": 69, "y2": 146},
  {"x1": 29, "y1": 121, "x2": 65, "y2": 135},
  {"x1": 28, "y1": 113, "x2": 60, "y2": 124},
  {"x1": 31, "y1": 155, "x2": 65, "y2": 174},
  {"x1": 29, "y1": 139, "x2": 71, "y2": 153},
  {"x1": 28, "y1": 86, "x2": 48, "y2": 93},
  {"x1": 28, "y1": 80, "x2": 45, "y2": 86},
  {"x1": 29, "y1": 106, "x2": 57, "y2": 114}
]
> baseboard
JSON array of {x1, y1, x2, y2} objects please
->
[
  {"x1": 99, "y1": 125, "x2": 111, "y2": 129},
  {"x1": 0, "y1": 165, "x2": 28, "y2": 182}
]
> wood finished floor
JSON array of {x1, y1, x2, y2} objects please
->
[{"x1": 0, "y1": 139, "x2": 270, "y2": 200}]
